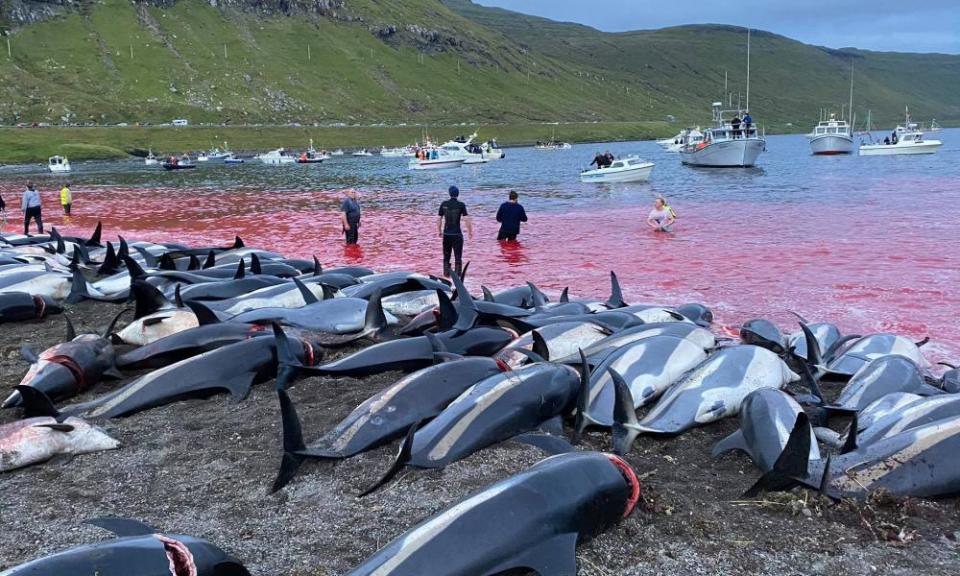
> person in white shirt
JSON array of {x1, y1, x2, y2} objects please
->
[{"x1": 21, "y1": 182, "x2": 43, "y2": 235}]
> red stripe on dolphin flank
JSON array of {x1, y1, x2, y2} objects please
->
[{"x1": 606, "y1": 453, "x2": 641, "y2": 519}]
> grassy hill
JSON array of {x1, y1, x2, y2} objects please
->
[{"x1": 0, "y1": 0, "x2": 957, "y2": 131}]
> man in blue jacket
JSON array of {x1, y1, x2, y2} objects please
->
[{"x1": 495, "y1": 191, "x2": 528, "y2": 242}]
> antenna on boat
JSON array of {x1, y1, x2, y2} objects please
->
[
  {"x1": 745, "y1": 28, "x2": 751, "y2": 113},
  {"x1": 847, "y1": 60, "x2": 854, "y2": 123}
]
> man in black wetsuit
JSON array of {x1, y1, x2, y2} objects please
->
[{"x1": 438, "y1": 185, "x2": 473, "y2": 277}]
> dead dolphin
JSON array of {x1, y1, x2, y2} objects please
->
[
  {"x1": 555, "y1": 322, "x2": 716, "y2": 366},
  {"x1": 116, "y1": 322, "x2": 272, "y2": 370},
  {"x1": 361, "y1": 360, "x2": 585, "y2": 496},
  {"x1": 0, "y1": 517, "x2": 250, "y2": 575},
  {"x1": 712, "y1": 388, "x2": 820, "y2": 472},
  {"x1": 739, "y1": 318, "x2": 786, "y2": 354},
  {"x1": 826, "y1": 333, "x2": 929, "y2": 377},
  {"x1": 856, "y1": 394, "x2": 960, "y2": 446},
  {"x1": 271, "y1": 354, "x2": 508, "y2": 491},
  {"x1": 612, "y1": 345, "x2": 801, "y2": 454},
  {"x1": 4, "y1": 313, "x2": 127, "y2": 408},
  {"x1": 0, "y1": 292, "x2": 62, "y2": 324},
  {"x1": 343, "y1": 451, "x2": 638, "y2": 576},
  {"x1": 826, "y1": 354, "x2": 942, "y2": 414},
  {"x1": 578, "y1": 335, "x2": 709, "y2": 430},
  {"x1": 0, "y1": 386, "x2": 118, "y2": 472},
  {"x1": 495, "y1": 321, "x2": 612, "y2": 368}
]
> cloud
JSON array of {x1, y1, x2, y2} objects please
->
[{"x1": 472, "y1": 0, "x2": 960, "y2": 53}]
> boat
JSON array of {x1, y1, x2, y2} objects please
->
[
  {"x1": 224, "y1": 156, "x2": 245, "y2": 165},
  {"x1": 534, "y1": 141, "x2": 572, "y2": 150},
  {"x1": 656, "y1": 133, "x2": 682, "y2": 149},
  {"x1": 162, "y1": 156, "x2": 196, "y2": 170},
  {"x1": 480, "y1": 139, "x2": 505, "y2": 160},
  {"x1": 680, "y1": 29, "x2": 765, "y2": 168},
  {"x1": 296, "y1": 139, "x2": 326, "y2": 164},
  {"x1": 929, "y1": 119, "x2": 942, "y2": 132},
  {"x1": 808, "y1": 116, "x2": 854, "y2": 155},
  {"x1": 439, "y1": 133, "x2": 488, "y2": 164},
  {"x1": 580, "y1": 156, "x2": 655, "y2": 183},
  {"x1": 859, "y1": 108, "x2": 942, "y2": 156},
  {"x1": 808, "y1": 63, "x2": 856, "y2": 155},
  {"x1": 256, "y1": 148, "x2": 296, "y2": 165},
  {"x1": 144, "y1": 149, "x2": 158, "y2": 166},
  {"x1": 207, "y1": 143, "x2": 233, "y2": 161},
  {"x1": 408, "y1": 147, "x2": 466, "y2": 170},
  {"x1": 47, "y1": 156, "x2": 71, "y2": 173},
  {"x1": 352, "y1": 149, "x2": 374, "y2": 157},
  {"x1": 663, "y1": 128, "x2": 703, "y2": 153},
  {"x1": 380, "y1": 146, "x2": 411, "y2": 158},
  {"x1": 331, "y1": 149, "x2": 345, "y2": 156}
]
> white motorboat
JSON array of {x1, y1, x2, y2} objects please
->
[
  {"x1": 656, "y1": 132, "x2": 682, "y2": 149},
  {"x1": 679, "y1": 102, "x2": 765, "y2": 167},
  {"x1": 196, "y1": 152, "x2": 209, "y2": 162},
  {"x1": 535, "y1": 141, "x2": 572, "y2": 150},
  {"x1": 580, "y1": 156, "x2": 655, "y2": 183},
  {"x1": 48, "y1": 156, "x2": 71, "y2": 173},
  {"x1": 663, "y1": 128, "x2": 703, "y2": 153},
  {"x1": 207, "y1": 144, "x2": 233, "y2": 161},
  {"x1": 859, "y1": 112, "x2": 942, "y2": 156},
  {"x1": 808, "y1": 117, "x2": 854, "y2": 155},
  {"x1": 352, "y1": 149, "x2": 374, "y2": 157},
  {"x1": 256, "y1": 148, "x2": 296, "y2": 165},
  {"x1": 439, "y1": 133, "x2": 488, "y2": 164},
  {"x1": 380, "y1": 146, "x2": 407, "y2": 158},
  {"x1": 929, "y1": 119, "x2": 942, "y2": 133},
  {"x1": 481, "y1": 139, "x2": 505, "y2": 160},
  {"x1": 408, "y1": 147, "x2": 465, "y2": 170},
  {"x1": 331, "y1": 149, "x2": 345, "y2": 156},
  {"x1": 144, "y1": 149, "x2": 158, "y2": 166}
]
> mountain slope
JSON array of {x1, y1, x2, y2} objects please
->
[{"x1": 1, "y1": 0, "x2": 957, "y2": 128}]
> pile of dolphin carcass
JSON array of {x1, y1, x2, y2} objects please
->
[{"x1": 2, "y1": 224, "x2": 960, "y2": 575}]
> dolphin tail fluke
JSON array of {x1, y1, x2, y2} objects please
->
[
  {"x1": 271, "y1": 387, "x2": 308, "y2": 492},
  {"x1": 610, "y1": 368, "x2": 644, "y2": 456},
  {"x1": 359, "y1": 421, "x2": 418, "y2": 498},
  {"x1": 606, "y1": 271, "x2": 626, "y2": 309},
  {"x1": 742, "y1": 412, "x2": 812, "y2": 497},
  {"x1": 572, "y1": 349, "x2": 591, "y2": 443}
]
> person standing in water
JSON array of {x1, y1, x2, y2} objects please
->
[
  {"x1": 438, "y1": 185, "x2": 473, "y2": 277},
  {"x1": 21, "y1": 182, "x2": 43, "y2": 235},
  {"x1": 0, "y1": 190, "x2": 6, "y2": 231},
  {"x1": 60, "y1": 182, "x2": 72, "y2": 216},
  {"x1": 647, "y1": 196, "x2": 677, "y2": 232},
  {"x1": 340, "y1": 189, "x2": 361, "y2": 245},
  {"x1": 495, "y1": 191, "x2": 528, "y2": 241}
]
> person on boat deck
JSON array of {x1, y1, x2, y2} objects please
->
[
  {"x1": 438, "y1": 185, "x2": 473, "y2": 278},
  {"x1": 21, "y1": 182, "x2": 43, "y2": 235},
  {"x1": 743, "y1": 112, "x2": 753, "y2": 136},
  {"x1": 604, "y1": 151, "x2": 615, "y2": 166},
  {"x1": 60, "y1": 182, "x2": 72, "y2": 216},
  {"x1": 300, "y1": 152, "x2": 308, "y2": 161},
  {"x1": 884, "y1": 136, "x2": 890, "y2": 145},
  {"x1": 340, "y1": 189, "x2": 361, "y2": 245},
  {"x1": 731, "y1": 114, "x2": 742, "y2": 139},
  {"x1": 590, "y1": 152, "x2": 606, "y2": 169},
  {"x1": 891, "y1": 130, "x2": 898, "y2": 145},
  {"x1": 647, "y1": 197, "x2": 676, "y2": 233},
  {"x1": 496, "y1": 191, "x2": 528, "y2": 242}
]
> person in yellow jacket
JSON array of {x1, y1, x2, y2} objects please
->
[{"x1": 60, "y1": 183, "x2": 72, "y2": 215}]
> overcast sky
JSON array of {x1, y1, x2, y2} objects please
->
[{"x1": 474, "y1": 0, "x2": 960, "y2": 54}]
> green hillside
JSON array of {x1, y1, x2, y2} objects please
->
[{"x1": 0, "y1": 0, "x2": 957, "y2": 130}]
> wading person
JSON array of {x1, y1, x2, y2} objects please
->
[
  {"x1": 60, "y1": 182, "x2": 72, "y2": 216},
  {"x1": 0, "y1": 191, "x2": 6, "y2": 231},
  {"x1": 438, "y1": 185, "x2": 472, "y2": 278},
  {"x1": 340, "y1": 189, "x2": 361, "y2": 245},
  {"x1": 495, "y1": 191, "x2": 528, "y2": 242},
  {"x1": 647, "y1": 196, "x2": 677, "y2": 232},
  {"x1": 21, "y1": 182, "x2": 43, "y2": 235}
]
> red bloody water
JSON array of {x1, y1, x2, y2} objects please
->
[{"x1": 2, "y1": 133, "x2": 958, "y2": 365}]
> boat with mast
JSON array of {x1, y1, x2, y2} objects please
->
[
  {"x1": 808, "y1": 63, "x2": 856, "y2": 155},
  {"x1": 859, "y1": 107, "x2": 942, "y2": 156},
  {"x1": 680, "y1": 29, "x2": 765, "y2": 168}
]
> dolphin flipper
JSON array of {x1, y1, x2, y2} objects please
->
[
  {"x1": 486, "y1": 533, "x2": 578, "y2": 576},
  {"x1": 711, "y1": 429, "x2": 748, "y2": 458},
  {"x1": 360, "y1": 422, "x2": 418, "y2": 497},
  {"x1": 272, "y1": 388, "x2": 308, "y2": 492},
  {"x1": 610, "y1": 368, "x2": 644, "y2": 455},
  {"x1": 742, "y1": 412, "x2": 812, "y2": 497}
]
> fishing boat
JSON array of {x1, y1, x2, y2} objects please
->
[
  {"x1": 256, "y1": 149, "x2": 296, "y2": 165},
  {"x1": 481, "y1": 139, "x2": 505, "y2": 160},
  {"x1": 144, "y1": 149, "x2": 159, "y2": 166},
  {"x1": 859, "y1": 108, "x2": 942, "y2": 156},
  {"x1": 808, "y1": 116, "x2": 854, "y2": 155},
  {"x1": 207, "y1": 144, "x2": 233, "y2": 161},
  {"x1": 580, "y1": 156, "x2": 655, "y2": 183},
  {"x1": 352, "y1": 149, "x2": 374, "y2": 157},
  {"x1": 439, "y1": 133, "x2": 488, "y2": 164},
  {"x1": 162, "y1": 156, "x2": 196, "y2": 170},
  {"x1": 663, "y1": 128, "x2": 704, "y2": 153},
  {"x1": 679, "y1": 102, "x2": 765, "y2": 167},
  {"x1": 47, "y1": 156, "x2": 71, "y2": 173},
  {"x1": 296, "y1": 140, "x2": 326, "y2": 164},
  {"x1": 680, "y1": 29, "x2": 765, "y2": 168},
  {"x1": 408, "y1": 147, "x2": 465, "y2": 170}
]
